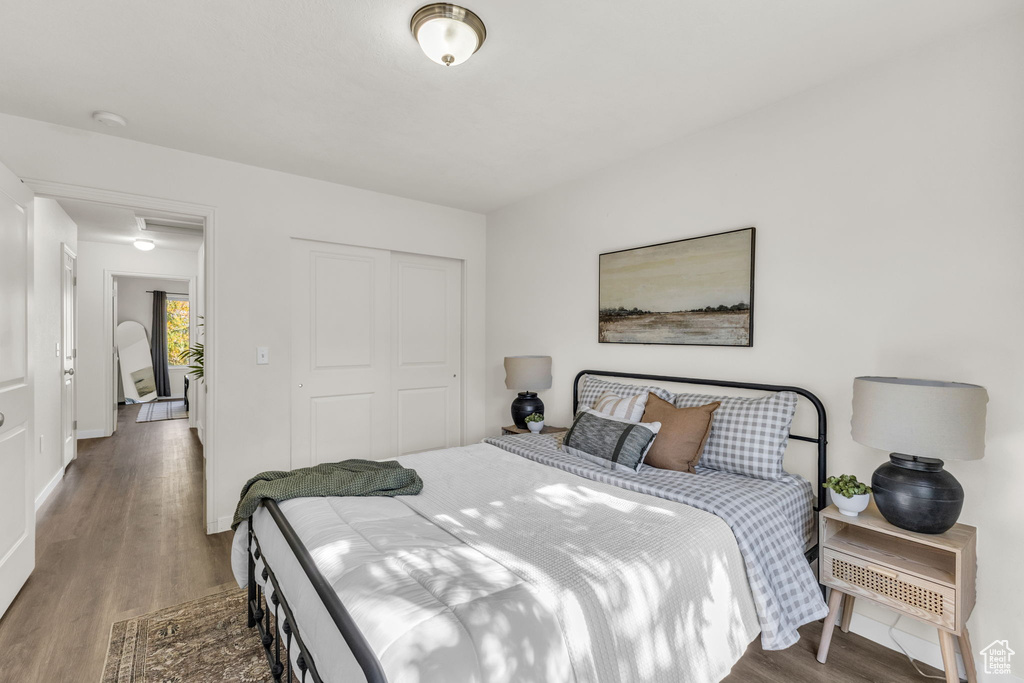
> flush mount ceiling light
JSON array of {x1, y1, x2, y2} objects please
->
[
  {"x1": 92, "y1": 110, "x2": 127, "y2": 127},
  {"x1": 133, "y1": 238, "x2": 155, "y2": 251},
  {"x1": 411, "y1": 4, "x2": 486, "y2": 67}
]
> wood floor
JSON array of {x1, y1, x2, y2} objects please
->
[
  {"x1": 0, "y1": 404, "x2": 943, "y2": 682},
  {"x1": 0, "y1": 405, "x2": 235, "y2": 682}
]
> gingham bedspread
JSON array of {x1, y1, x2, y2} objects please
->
[{"x1": 485, "y1": 433, "x2": 828, "y2": 650}]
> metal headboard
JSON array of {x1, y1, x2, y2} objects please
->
[{"x1": 572, "y1": 370, "x2": 829, "y2": 511}]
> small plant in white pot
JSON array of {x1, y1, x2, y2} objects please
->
[
  {"x1": 823, "y1": 474, "x2": 872, "y2": 517},
  {"x1": 525, "y1": 413, "x2": 545, "y2": 433}
]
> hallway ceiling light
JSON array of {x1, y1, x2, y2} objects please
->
[
  {"x1": 133, "y1": 238, "x2": 155, "y2": 251},
  {"x1": 411, "y1": 4, "x2": 486, "y2": 67},
  {"x1": 92, "y1": 110, "x2": 127, "y2": 127}
]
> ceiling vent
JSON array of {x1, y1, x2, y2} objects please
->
[{"x1": 135, "y1": 215, "x2": 204, "y2": 236}]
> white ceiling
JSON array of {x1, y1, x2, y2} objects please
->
[
  {"x1": 2, "y1": 1, "x2": 1020, "y2": 212},
  {"x1": 58, "y1": 198, "x2": 203, "y2": 252}
]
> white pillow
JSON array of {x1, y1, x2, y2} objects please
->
[{"x1": 591, "y1": 390, "x2": 648, "y2": 422}]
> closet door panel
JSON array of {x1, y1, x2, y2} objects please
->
[
  {"x1": 291, "y1": 241, "x2": 390, "y2": 467},
  {"x1": 391, "y1": 252, "x2": 462, "y2": 454}
]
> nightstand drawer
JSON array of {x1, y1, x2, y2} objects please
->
[{"x1": 822, "y1": 548, "x2": 956, "y2": 630}]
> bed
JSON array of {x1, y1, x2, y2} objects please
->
[{"x1": 231, "y1": 370, "x2": 830, "y2": 683}]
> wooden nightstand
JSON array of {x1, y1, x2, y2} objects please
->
[
  {"x1": 816, "y1": 502, "x2": 977, "y2": 683},
  {"x1": 501, "y1": 425, "x2": 568, "y2": 436}
]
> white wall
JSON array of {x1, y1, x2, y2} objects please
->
[
  {"x1": 486, "y1": 16, "x2": 1023, "y2": 679},
  {"x1": 0, "y1": 121, "x2": 487, "y2": 534},
  {"x1": 31, "y1": 198, "x2": 77, "y2": 505},
  {"x1": 114, "y1": 275, "x2": 193, "y2": 398},
  {"x1": 75, "y1": 242, "x2": 200, "y2": 436}
]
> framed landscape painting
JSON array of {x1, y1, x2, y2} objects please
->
[{"x1": 599, "y1": 227, "x2": 755, "y2": 346}]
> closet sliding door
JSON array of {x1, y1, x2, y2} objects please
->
[{"x1": 290, "y1": 240, "x2": 462, "y2": 469}]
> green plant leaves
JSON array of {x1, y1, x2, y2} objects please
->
[{"x1": 822, "y1": 473, "x2": 871, "y2": 498}]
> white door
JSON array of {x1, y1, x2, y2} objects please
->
[
  {"x1": 291, "y1": 241, "x2": 392, "y2": 468},
  {"x1": 290, "y1": 241, "x2": 463, "y2": 468},
  {"x1": 0, "y1": 159, "x2": 34, "y2": 618},
  {"x1": 61, "y1": 245, "x2": 77, "y2": 467},
  {"x1": 391, "y1": 252, "x2": 462, "y2": 455}
]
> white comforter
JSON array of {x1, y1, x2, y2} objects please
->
[{"x1": 233, "y1": 443, "x2": 759, "y2": 683}]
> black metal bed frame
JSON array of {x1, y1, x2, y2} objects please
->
[
  {"x1": 246, "y1": 369, "x2": 828, "y2": 683},
  {"x1": 247, "y1": 500, "x2": 388, "y2": 683}
]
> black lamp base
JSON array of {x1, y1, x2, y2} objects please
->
[
  {"x1": 871, "y1": 453, "x2": 964, "y2": 534},
  {"x1": 510, "y1": 392, "x2": 544, "y2": 430}
]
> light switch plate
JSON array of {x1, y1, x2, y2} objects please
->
[{"x1": 256, "y1": 347, "x2": 270, "y2": 365}]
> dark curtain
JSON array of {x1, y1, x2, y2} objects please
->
[{"x1": 151, "y1": 290, "x2": 172, "y2": 397}]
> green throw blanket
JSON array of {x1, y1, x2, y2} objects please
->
[{"x1": 231, "y1": 459, "x2": 423, "y2": 529}]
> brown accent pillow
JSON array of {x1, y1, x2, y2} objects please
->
[{"x1": 641, "y1": 393, "x2": 720, "y2": 473}]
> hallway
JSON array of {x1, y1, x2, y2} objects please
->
[{"x1": 0, "y1": 404, "x2": 234, "y2": 681}]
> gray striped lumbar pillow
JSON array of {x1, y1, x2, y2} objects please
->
[
  {"x1": 591, "y1": 390, "x2": 649, "y2": 422},
  {"x1": 562, "y1": 408, "x2": 661, "y2": 473}
]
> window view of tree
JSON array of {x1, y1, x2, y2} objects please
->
[{"x1": 167, "y1": 299, "x2": 190, "y2": 366}]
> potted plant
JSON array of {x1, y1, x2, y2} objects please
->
[
  {"x1": 823, "y1": 474, "x2": 872, "y2": 517},
  {"x1": 525, "y1": 413, "x2": 545, "y2": 433},
  {"x1": 186, "y1": 316, "x2": 204, "y2": 381}
]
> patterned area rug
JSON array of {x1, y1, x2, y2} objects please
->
[
  {"x1": 101, "y1": 589, "x2": 294, "y2": 682},
  {"x1": 136, "y1": 400, "x2": 188, "y2": 423}
]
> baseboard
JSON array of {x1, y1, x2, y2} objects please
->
[
  {"x1": 207, "y1": 515, "x2": 233, "y2": 535},
  {"x1": 197, "y1": 424, "x2": 205, "y2": 446},
  {"x1": 35, "y1": 467, "x2": 64, "y2": 511},
  {"x1": 76, "y1": 428, "x2": 110, "y2": 439}
]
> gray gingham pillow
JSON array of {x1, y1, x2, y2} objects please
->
[
  {"x1": 674, "y1": 391, "x2": 798, "y2": 480},
  {"x1": 577, "y1": 375, "x2": 674, "y2": 412},
  {"x1": 562, "y1": 408, "x2": 661, "y2": 473}
]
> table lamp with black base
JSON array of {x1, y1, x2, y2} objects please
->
[
  {"x1": 851, "y1": 376, "x2": 987, "y2": 534},
  {"x1": 504, "y1": 355, "x2": 552, "y2": 429}
]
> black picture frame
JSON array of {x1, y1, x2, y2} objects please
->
[{"x1": 598, "y1": 227, "x2": 755, "y2": 347}]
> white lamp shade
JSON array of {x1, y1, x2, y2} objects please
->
[
  {"x1": 504, "y1": 356, "x2": 552, "y2": 392},
  {"x1": 851, "y1": 377, "x2": 987, "y2": 461},
  {"x1": 414, "y1": 16, "x2": 480, "y2": 66}
]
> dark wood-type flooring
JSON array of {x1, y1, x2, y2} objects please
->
[
  {"x1": 0, "y1": 405, "x2": 235, "y2": 682},
  {"x1": 0, "y1": 404, "x2": 943, "y2": 682}
]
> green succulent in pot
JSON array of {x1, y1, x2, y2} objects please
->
[
  {"x1": 822, "y1": 474, "x2": 871, "y2": 498},
  {"x1": 823, "y1": 474, "x2": 872, "y2": 517}
]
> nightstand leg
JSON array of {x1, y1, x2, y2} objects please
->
[
  {"x1": 840, "y1": 593, "x2": 855, "y2": 633},
  {"x1": 958, "y1": 626, "x2": 977, "y2": 683},
  {"x1": 816, "y1": 588, "x2": 844, "y2": 664},
  {"x1": 938, "y1": 630, "x2": 960, "y2": 683}
]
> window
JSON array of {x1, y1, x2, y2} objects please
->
[{"x1": 166, "y1": 297, "x2": 190, "y2": 366}]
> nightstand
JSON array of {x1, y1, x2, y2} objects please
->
[
  {"x1": 501, "y1": 425, "x2": 568, "y2": 436},
  {"x1": 816, "y1": 502, "x2": 977, "y2": 683}
]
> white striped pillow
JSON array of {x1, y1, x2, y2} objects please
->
[{"x1": 591, "y1": 390, "x2": 649, "y2": 422}]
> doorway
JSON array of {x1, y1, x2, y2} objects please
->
[
  {"x1": 28, "y1": 180, "x2": 217, "y2": 532},
  {"x1": 112, "y1": 274, "x2": 196, "y2": 422}
]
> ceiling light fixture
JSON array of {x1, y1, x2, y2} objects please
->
[
  {"x1": 92, "y1": 110, "x2": 127, "y2": 127},
  {"x1": 133, "y1": 238, "x2": 155, "y2": 251},
  {"x1": 411, "y1": 4, "x2": 486, "y2": 67}
]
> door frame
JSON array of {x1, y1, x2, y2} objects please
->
[
  {"x1": 60, "y1": 243, "x2": 77, "y2": 468},
  {"x1": 106, "y1": 271, "x2": 197, "y2": 419},
  {"x1": 24, "y1": 179, "x2": 219, "y2": 534}
]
